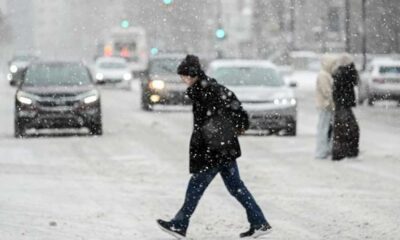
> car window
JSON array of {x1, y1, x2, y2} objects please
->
[
  {"x1": 13, "y1": 56, "x2": 37, "y2": 62},
  {"x1": 379, "y1": 66, "x2": 400, "y2": 74},
  {"x1": 98, "y1": 62, "x2": 127, "y2": 69},
  {"x1": 210, "y1": 66, "x2": 285, "y2": 87},
  {"x1": 149, "y1": 59, "x2": 181, "y2": 75},
  {"x1": 24, "y1": 64, "x2": 92, "y2": 86}
]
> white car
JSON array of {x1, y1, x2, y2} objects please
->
[
  {"x1": 207, "y1": 59, "x2": 297, "y2": 136},
  {"x1": 358, "y1": 59, "x2": 400, "y2": 105},
  {"x1": 93, "y1": 57, "x2": 133, "y2": 90}
]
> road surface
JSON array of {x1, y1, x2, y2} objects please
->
[{"x1": 0, "y1": 75, "x2": 399, "y2": 240}]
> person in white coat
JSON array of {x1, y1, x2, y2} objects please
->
[{"x1": 315, "y1": 54, "x2": 337, "y2": 159}]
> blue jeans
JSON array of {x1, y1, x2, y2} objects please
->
[
  {"x1": 171, "y1": 161, "x2": 268, "y2": 231},
  {"x1": 315, "y1": 109, "x2": 333, "y2": 159}
]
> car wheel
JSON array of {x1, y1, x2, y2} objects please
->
[
  {"x1": 89, "y1": 121, "x2": 102, "y2": 136},
  {"x1": 367, "y1": 97, "x2": 375, "y2": 106},
  {"x1": 141, "y1": 98, "x2": 153, "y2": 111},
  {"x1": 284, "y1": 122, "x2": 297, "y2": 136},
  {"x1": 14, "y1": 117, "x2": 26, "y2": 138}
]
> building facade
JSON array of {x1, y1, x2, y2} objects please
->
[{"x1": 217, "y1": 0, "x2": 400, "y2": 58}]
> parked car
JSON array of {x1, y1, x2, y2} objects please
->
[
  {"x1": 207, "y1": 59, "x2": 297, "y2": 136},
  {"x1": 93, "y1": 57, "x2": 132, "y2": 90},
  {"x1": 141, "y1": 54, "x2": 190, "y2": 110},
  {"x1": 358, "y1": 59, "x2": 400, "y2": 106},
  {"x1": 7, "y1": 54, "x2": 39, "y2": 86},
  {"x1": 14, "y1": 61, "x2": 102, "y2": 137}
]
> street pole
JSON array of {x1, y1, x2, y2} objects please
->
[
  {"x1": 362, "y1": 0, "x2": 367, "y2": 70},
  {"x1": 345, "y1": 0, "x2": 351, "y2": 53},
  {"x1": 289, "y1": 0, "x2": 295, "y2": 51},
  {"x1": 215, "y1": 0, "x2": 223, "y2": 58}
]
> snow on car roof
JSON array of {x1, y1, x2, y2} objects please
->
[
  {"x1": 370, "y1": 58, "x2": 400, "y2": 66},
  {"x1": 208, "y1": 59, "x2": 277, "y2": 69}
]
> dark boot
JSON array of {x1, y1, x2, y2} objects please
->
[
  {"x1": 240, "y1": 224, "x2": 272, "y2": 238},
  {"x1": 157, "y1": 219, "x2": 186, "y2": 239}
]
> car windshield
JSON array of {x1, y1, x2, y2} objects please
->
[
  {"x1": 24, "y1": 64, "x2": 92, "y2": 86},
  {"x1": 379, "y1": 66, "x2": 400, "y2": 74},
  {"x1": 149, "y1": 59, "x2": 181, "y2": 75},
  {"x1": 210, "y1": 66, "x2": 285, "y2": 87},
  {"x1": 13, "y1": 55, "x2": 36, "y2": 62},
  {"x1": 98, "y1": 62, "x2": 127, "y2": 69}
]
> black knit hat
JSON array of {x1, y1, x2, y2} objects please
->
[{"x1": 177, "y1": 55, "x2": 203, "y2": 77}]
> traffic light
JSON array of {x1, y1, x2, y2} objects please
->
[
  {"x1": 120, "y1": 20, "x2": 130, "y2": 29},
  {"x1": 215, "y1": 28, "x2": 226, "y2": 40},
  {"x1": 163, "y1": 0, "x2": 173, "y2": 5},
  {"x1": 150, "y1": 47, "x2": 159, "y2": 56}
]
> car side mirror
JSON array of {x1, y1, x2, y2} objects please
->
[{"x1": 289, "y1": 80, "x2": 297, "y2": 88}]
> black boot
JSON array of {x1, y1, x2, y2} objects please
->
[
  {"x1": 157, "y1": 219, "x2": 186, "y2": 239},
  {"x1": 240, "y1": 224, "x2": 272, "y2": 238}
]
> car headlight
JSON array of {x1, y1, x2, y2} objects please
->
[
  {"x1": 149, "y1": 80, "x2": 165, "y2": 90},
  {"x1": 274, "y1": 98, "x2": 297, "y2": 105},
  {"x1": 81, "y1": 90, "x2": 99, "y2": 104},
  {"x1": 96, "y1": 73, "x2": 104, "y2": 80},
  {"x1": 10, "y1": 65, "x2": 18, "y2": 73},
  {"x1": 7, "y1": 73, "x2": 13, "y2": 81},
  {"x1": 16, "y1": 91, "x2": 37, "y2": 105},
  {"x1": 84, "y1": 95, "x2": 99, "y2": 104},
  {"x1": 123, "y1": 73, "x2": 132, "y2": 81}
]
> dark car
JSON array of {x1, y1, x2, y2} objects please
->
[
  {"x1": 14, "y1": 62, "x2": 102, "y2": 137},
  {"x1": 141, "y1": 54, "x2": 191, "y2": 110},
  {"x1": 7, "y1": 55, "x2": 39, "y2": 86}
]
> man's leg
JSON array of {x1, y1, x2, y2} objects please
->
[
  {"x1": 171, "y1": 168, "x2": 219, "y2": 232},
  {"x1": 220, "y1": 161, "x2": 268, "y2": 228}
]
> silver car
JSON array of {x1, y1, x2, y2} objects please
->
[
  {"x1": 207, "y1": 60, "x2": 297, "y2": 136},
  {"x1": 358, "y1": 59, "x2": 400, "y2": 105},
  {"x1": 93, "y1": 57, "x2": 133, "y2": 90}
]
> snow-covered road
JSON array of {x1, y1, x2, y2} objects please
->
[{"x1": 0, "y1": 77, "x2": 399, "y2": 240}]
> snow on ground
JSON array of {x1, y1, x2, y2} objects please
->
[{"x1": 0, "y1": 74, "x2": 399, "y2": 240}]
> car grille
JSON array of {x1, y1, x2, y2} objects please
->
[{"x1": 36, "y1": 95, "x2": 82, "y2": 112}]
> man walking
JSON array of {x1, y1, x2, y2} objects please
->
[{"x1": 157, "y1": 55, "x2": 271, "y2": 239}]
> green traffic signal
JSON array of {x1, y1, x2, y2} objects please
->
[
  {"x1": 215, "y1": 28, "x2": 226, "y2": 39},
  {"x1": 150, "y1": 47, "x2": 159, "y2": 56},
  {"x1": 121, "y1": 20, "x2": 130, "y2": 29},
  {"x1": 163, "y1": 0, "x2": 173, "y2": 5}
]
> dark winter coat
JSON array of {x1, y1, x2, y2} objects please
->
[
  {"x1": 332, "y1": 63, "x2": 358, "y2": 109},
  {"x1": 186, "y1": 74, "x2": 249, "y2": 173},
  {"x1": 332, "y1": 63, "x2": 360, "y2": 160}
]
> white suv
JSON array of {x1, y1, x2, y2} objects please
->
[{"x1": 359, "y1": 59, "x2": 400, "y2": 106}]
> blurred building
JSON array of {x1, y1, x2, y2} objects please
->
[
  {"x1": 6, "y1": 0, "x2": 34, "y2": 53},
  {"x1": 217, "y1": 0, "x2": 400, "y2": 58},
  {"x1": 4, "y1": 0, "x2": 400, "y2": 62},
  {"x1": 348, "y1": 0, "x2": 400, "y2": 54}
]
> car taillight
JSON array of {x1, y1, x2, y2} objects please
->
[{"x1": 373, "y1": 78, "x2": 385, "y2": 84}]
